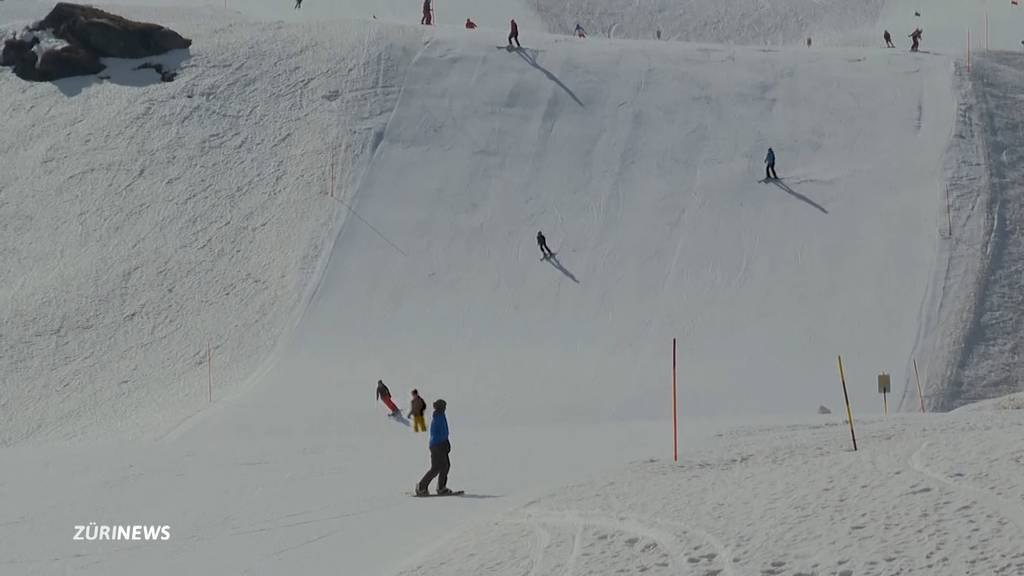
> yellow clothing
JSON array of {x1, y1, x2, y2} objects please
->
[{"x1": 412, "y1": 415, "x2": 427, "y2": 432}]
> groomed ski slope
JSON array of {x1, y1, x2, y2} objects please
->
[
  {"x1": 268, "y1": 32, "x2": 953, "y2": 426},
  {"x1": 0, "y1": 9, "x2": 973, "y2": 575}
]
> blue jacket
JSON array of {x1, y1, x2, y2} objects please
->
[
  {"x1": 765, "y1": 149, "x2": 775, "y2": 164},
  {"x1": 429, "y1": 412, "x2": 449, "y2": 446}
]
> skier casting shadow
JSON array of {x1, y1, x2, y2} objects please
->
[{"x1": 538, "y1": 232, "x2": 580, "y2": 283}]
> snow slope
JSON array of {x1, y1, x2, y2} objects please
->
[
  {"x1": 397, "y1": 409, "x2": 1024, "y2": 576},
  {"x1": 0, "y1": 3, "x2": 423, "y2": 445},
  {"x1": 264, "y1": 33, "x2": 953, "y2": 426},
  {"x1": 2, "y1": 0, "x2": 1023, "y2": 573}
]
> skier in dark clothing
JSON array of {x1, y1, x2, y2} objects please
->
[
  {"x1": 421, "y1": 0, "x2": 432, "y2": 25},
  {"x1": 376, "y1": 379, "x2": 400, "y2": 416},
  {"x1": 537, "y1": 231, "x2": 553, "y2": 258},
  {"x1": 764, "y1": 148, "x2": 778, "y2": 180},
  {"x1": 408, "y1": 389, "x2": 428, "y2": 433},
  {"x1": 416, "y1": 399, "x2": 452, "y2": 496},
  {"x1": 508, "y1": 19, "x2": 521, "y2": 48},
  {"x1": 909, "y1": 28, "x2": 922, "y2": 52},
  {"x1": 884, "y1": 30, "x2": 895, "y2": 48},
  {"x1": 294, "y1": 0, "x2": 302, "y2": 9}
]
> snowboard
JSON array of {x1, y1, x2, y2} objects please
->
[{"x1": 412, "y1": 490, "x2": 465, "y2": 497}]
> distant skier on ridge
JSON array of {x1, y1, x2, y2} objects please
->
[
  {"x1": 764, "y1": 148, "x2": 778, "y2": 181},
  {"x1": 421, "y1": 0, "x2": 432, "y2": 25},
  {"x1": 909, "y1": 28, "x2": 922, "y2": 52},
  {"x1": 537, "y1": 231, "x2": 554, "y2": 259},
  {"x1": 294, "y1": 0, "x2": 302, "y2": 9},
  {"x1": 376, "y1": 379, "x2": 400, "y2": 416},
  {"x1": 465, "y1": 18, "x2": 477, "y2": 30},
  {"x1": 575, "y1": 23, "x2": 587, "y2": 38},
  {"x1": 883, "y1": 30, "x2": 895, "y2": 48}
]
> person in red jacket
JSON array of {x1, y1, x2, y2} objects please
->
[
  {"x1": 508, "y1": 19, "x2": 520, "y2": 48},
  {"x1": 376, "y1": 380, "x2": 400, "y2": 416},
  {"x1": 465, "y1": 18, "x2": 477, "y2": 29}
]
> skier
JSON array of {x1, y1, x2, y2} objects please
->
[
  {"x1": 416, "y1": 399, "x2": 453, "y2": 496},
  {"x1": 909, "y1": 28, "x2": 922, "y2": 52},
  {"x1": 376, "y1": 379, "x2": 400, "y2": 416},
  {"x1": 537, "y1": 230, "x2": 554, "y2": 259},
  {"x1": 508, "y1": 19, "x2": 521, "y2": 48},
  {"x1": 294, "y1": 0, "x2": 302, "y2": 9},
  {"x1": 884, "y1": 30, "x2": 895, "y2": 48},
  {"x1": 575, "y1": 23, "x2": 586, "y2": 38},
  {"x1": 465, "y1": 18, "x2": 477, "y2": 30},
  {"x1": 764, "y1": 148, "x2": 778, "y2": 180},
  {"x1": 421, "y1": 0, "x2": 432, "y2": 25},
  {"x1": 408, "y1": 389, "x2": 428, "y2": 433}
]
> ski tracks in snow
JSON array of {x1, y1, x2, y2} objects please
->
[
  {"x1": 909, "y1": 441, "x2": 1024, "y2": 536},
  {"x1": 513, "y1": 508, "x2": 737, "y2": 576}
]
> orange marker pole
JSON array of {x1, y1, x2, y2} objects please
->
[{"x1": 672, "y1": 338, "x2": 678, "y2": 462}]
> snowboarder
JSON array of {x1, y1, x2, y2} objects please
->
[
  {"x1": 416, "y1": 399, "x2": 453, "y2": 496},
  {"x1": 575, "y1": 23, "x2": 586, "y2": 38},
  {"x1": 537, "y1": 230, "x2": 554, "y2": 259},
  {"x1": 376, "y1": 379, "x2": 400, "y2": 416},
  {"x1": 465, "y1": 18, "x2": 477, "y2": 29},
  {"x1": 294, "y1": 0, "x2": 302, "y2": 9},
  {"x1": 421, "y1": 0, "x2": 432, "y2": 25},
  {"x1": 884, "y1": 30, "x2": 894, "y2": 48},
  {"x1": 508, "y1": 19, "x2": 521, "y2": 48},
  {"x1": 408, "y1": 389, "x2": 428, "y2": 433},
  {"x1": 764, "y1": 148, "x2": 778, "y2": 180},
  {"x1": 909, "y1": 28, "x2": 922, "y2": 52}
]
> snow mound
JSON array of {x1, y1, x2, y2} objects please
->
[{"x1": 0, "y1": 5, "x2": 423, "y2": 445}]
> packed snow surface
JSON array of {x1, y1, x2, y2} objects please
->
[{"x1": 2, "y1": 0, "x2": 1024, "y2": 574}]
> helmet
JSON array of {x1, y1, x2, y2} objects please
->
[{"x1": 433, "y1": 399, "x2": 447, "y2": 411}]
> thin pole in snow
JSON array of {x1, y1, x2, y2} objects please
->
[
  {"x1": 672, "y1": 338, "x2": 678, "y2": 462},
  {"x1": 946, "y1": 185, "x2": 952, "y2": 238},
  {"x1": 967, "y1": 29, "x2": 971, "y2": 73},
  {"x1": 208, "y1": 343, "x2": 212, "y2": 404},
  {"x1": 914, "y1": 358, "x2": 925, "y2": 413},
  {"x1": 838, "y1": 355, "x2": 858, "y2": 451}
]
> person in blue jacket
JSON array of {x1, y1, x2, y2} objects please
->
[{"x1": 416, "y1": 399, "x2": 453, "y2": 496}]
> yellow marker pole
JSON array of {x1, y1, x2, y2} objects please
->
[
  {"x1": 883, "y1": 390, "x2": 888, "y2": 416},
  {"x1": 838, "y1": 355, "x2": 858, "y2": 451}
]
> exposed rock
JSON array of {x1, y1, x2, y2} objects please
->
[
  {"x1": 817, "y1": 405, "x2": 832, "y2": 415},
  {"x1": 36, "y1": 44, "x2": 103, "y2": 81},
  {"x1": 1, "y1": 3, "x2": 190, "y2": 82},
  {"x1": 35, "y1": 3, "x2": 191, "y2": 59}
]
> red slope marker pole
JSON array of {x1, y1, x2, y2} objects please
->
[{"x1": 673, "y1": 338, "x2": 678, "y2": 462}]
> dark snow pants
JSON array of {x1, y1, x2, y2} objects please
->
[
  {"x1": 418, "y1": 440, "x2": 451, "y2": 493},
  {"x1": 766, "y1": 163, "x2": 777, "y2": 180},
  {"x1": 509, "y1": 33, "x2": 520, "y2": 48}
]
